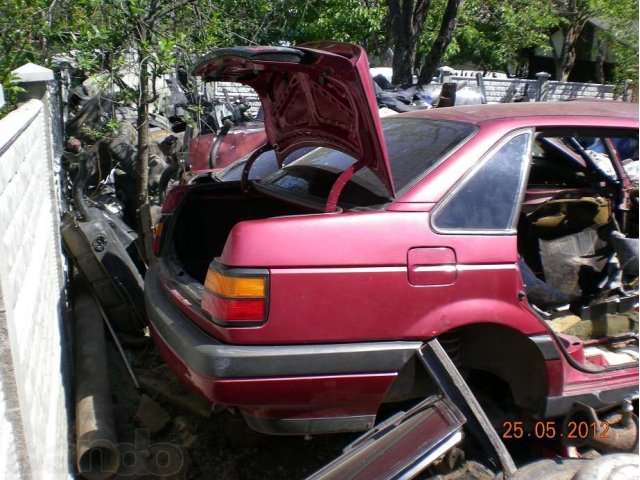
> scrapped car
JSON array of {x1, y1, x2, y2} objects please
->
[
  {"x1": 146, "y1": 42, "x2": 639, "y2": 436},
  {"x1": 187, "y1": 116, "x2": 266, "y2": 172}
]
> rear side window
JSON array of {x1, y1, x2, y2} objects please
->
[
  {"x1": 259, "y1": 118, "x2": 475, "y2": 208},
  {"x1": 433, "y1": 132, "x2": 531, "y2": 232}
]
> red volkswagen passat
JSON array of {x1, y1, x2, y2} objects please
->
[{"x1": 146, "y1": 42, "x2": 639, "y2": 435}]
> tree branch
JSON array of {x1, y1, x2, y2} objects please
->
[{"x1": 147, "y1": 0, "x2": 196, "y2": 26}]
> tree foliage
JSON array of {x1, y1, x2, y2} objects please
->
[
  {"x1": 3, "y1": 0, "x2": 637, "y2": 90},
  {"x1": 542, "y1": 0, "x2": 638, "y2": 82},
  {"x1": 0, "y1": 0, "x2": 51, "y2": 106},
  {"x1": 417, "y1": 0, "x2": 464, "y2": 84},
  {"x1": 283, "y1": 0, "x2": 386, "y2": 47},
  {"x1": 1, "y1": 0, "x2": 637, "y2": 122},
  {"x1": 439, "y1": 0, "x2": 557, "y2": 76},
  {"x1": 603, "y1": 0, "x2": 639, "y2": 87}
]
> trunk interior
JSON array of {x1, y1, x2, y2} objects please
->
[{"x1": 170, "y1": 182, "x2": 314, "y2": 283}]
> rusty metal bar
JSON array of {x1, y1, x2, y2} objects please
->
[{"x1": 74, "y1": 278, "x2": 120, "y2": 479}]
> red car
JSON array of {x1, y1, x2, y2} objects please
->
[{"x1": 146, "y1": 42, "x2": 639, "y2": 435}]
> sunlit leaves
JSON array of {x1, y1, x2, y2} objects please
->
[{"x1": 443, "y1": 0, "x2": 558, "y2": 74}]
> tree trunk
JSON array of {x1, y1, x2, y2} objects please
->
[
  {"x1": 554, "y1": 23, "x2": 583, "y2": 81},
  {"x1": 391, "y1": 30, "x2": 415, "y2": 84},
  {"x1": 595, "y1": 37, "x2": 605, "y2": 84},
  {"x1": 552, "y1": 0, "x2": 588, "y2": 82},
  {"x1": 417, "y1": 0, "x2": 463, "y2": 85},
  {"x1": 387, "y1": 0, "x2": 431, "y2": 85},
  {"x1": 136, "y1": 40, "x2": 150, "y2": 207},
  {"x1": 133, "y1": 0, "x2": 194, "y2": 208}
]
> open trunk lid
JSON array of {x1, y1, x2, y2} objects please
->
[{"x1": 192, "y1": 42, "x2": 395, "y2": 197}]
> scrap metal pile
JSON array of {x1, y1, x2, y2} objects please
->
[{"x1": 60, "y1": 66, "x2": 266, "y2": 479}]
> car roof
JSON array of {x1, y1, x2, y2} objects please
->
[{"x1": 401, "y1": 101, "x2": 639, "y2": 126}]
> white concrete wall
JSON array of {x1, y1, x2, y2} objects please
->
[
  {"x1": 0, "y1": 99, "x2": 70, "y2": 479},
  {"x1": 209, "y1": 77, "x2": 616, "y2": 108},
  {"x1": 473, "y1": 77, "x2": 537, "y2": 103},
  {"x1": 209, "y1": 81, "x2": 261, "y2": 114},
  {"x1": 452, "y1": 75, "x2": 616, "y2": 103},
  {"x1": 546, "y1": 80, "x2": 615, "y2": 101}
]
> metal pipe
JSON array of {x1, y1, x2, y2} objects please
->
[
  {"x1": 562, "y1": 401, "x2": 639, "y2": 452},
  {"x1": 90, "y1": 289, "x2": 140, "y2": 390},
  {"x1": 74, "y1": 278, "x2": 120, "y2": 479}
]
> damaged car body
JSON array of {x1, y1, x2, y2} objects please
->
[{"x1": 145, "y1": 42, "x2": 639, "y2": 437}]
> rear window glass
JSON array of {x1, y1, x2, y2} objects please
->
[{"x1": 258, "y1": 118, "x2": 475, "y2": 208}]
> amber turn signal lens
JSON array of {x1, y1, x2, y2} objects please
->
[{"x1": 204, "y1": 269, "x2": 266, "y2": 298}]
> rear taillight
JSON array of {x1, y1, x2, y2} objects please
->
[
  {"x1": 152, "y1": 217, "x2": 167, "y2": 256},
  {"x1": 202, "y1": 262, "x2": 268, "y2": 326}
]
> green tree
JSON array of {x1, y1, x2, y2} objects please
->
[
  {"x1": 550, "y1": 0, "x2": 638, "y2": 82},
  {"x1": 0, "y1": 0, "x2": 51, "y2": 109},
  {"x1": 50, "y1": 0, "x2": 217, "y2": 207},
  {"x1": 589, "y1": 0, "x2": 638, "y2": 87},
  {"x1": 550, "y1": 0, "x2": 591, "y2": 80},
  {"x1": 417, "y1": 0, "x2": 464, "y2": 84},
  {"x1": 277, "y1": 0, "x2": 387, "y2": 58},
  {"x1": 385, "y1": 0, "x2": 559, "y2": 85},
  {"x1": 441, "y1": 0, "x2": 557, "y2": 76}
]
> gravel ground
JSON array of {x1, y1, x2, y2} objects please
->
[
  {"x1": 105, "y1": 334, "x2": 357, "y2": 479},
  {"x1": 102, "y1": 328, "x2": 640, "y2": 479}
]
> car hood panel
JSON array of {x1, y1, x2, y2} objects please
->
[{"x1": 193, "y1": 42, "x2": 395, "y2": 195}]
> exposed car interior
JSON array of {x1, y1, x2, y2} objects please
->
[{"x1": 518, "y1": 132, "x2": 639, "y2": 371}]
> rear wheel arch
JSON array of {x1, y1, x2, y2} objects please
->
[
  {"x1": 452, "y1": 323, "x2": 548, "y2": 413},
  {"x1": 384, "y1": 323, "x2": 548, "y2": 415}
]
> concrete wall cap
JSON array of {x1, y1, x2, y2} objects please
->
[{"x1": 12, "y1": 63, "x2": 54, "y2": 83}]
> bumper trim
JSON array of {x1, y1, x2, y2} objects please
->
[
  {"x1": 146, "y1": 263, "x2": 422, "y2": 379},
  {"x1": 243, "y1": 414, "x2": 376, "y2": 435},
  {"x1": 544, "y1": 385, "x2": 640, "y2": 418}
]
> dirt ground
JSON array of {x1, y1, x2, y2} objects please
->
[
  {"x1": 106, "y1": 334, "x2": 357, "y2": 479},
  {"x1": 102, "y1": 327, "x2": 639, "y2": 479}
]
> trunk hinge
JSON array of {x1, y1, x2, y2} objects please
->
[
  {"x1": 325, "y1": 162, "x2": 363, "y2": 213},
  {"x1": 241, "y1": 143, "x2": 274, "y2": 193}
]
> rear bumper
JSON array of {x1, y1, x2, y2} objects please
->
[{"x1": 145, "y1": 263, "x2": 422, "y2": 433}]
